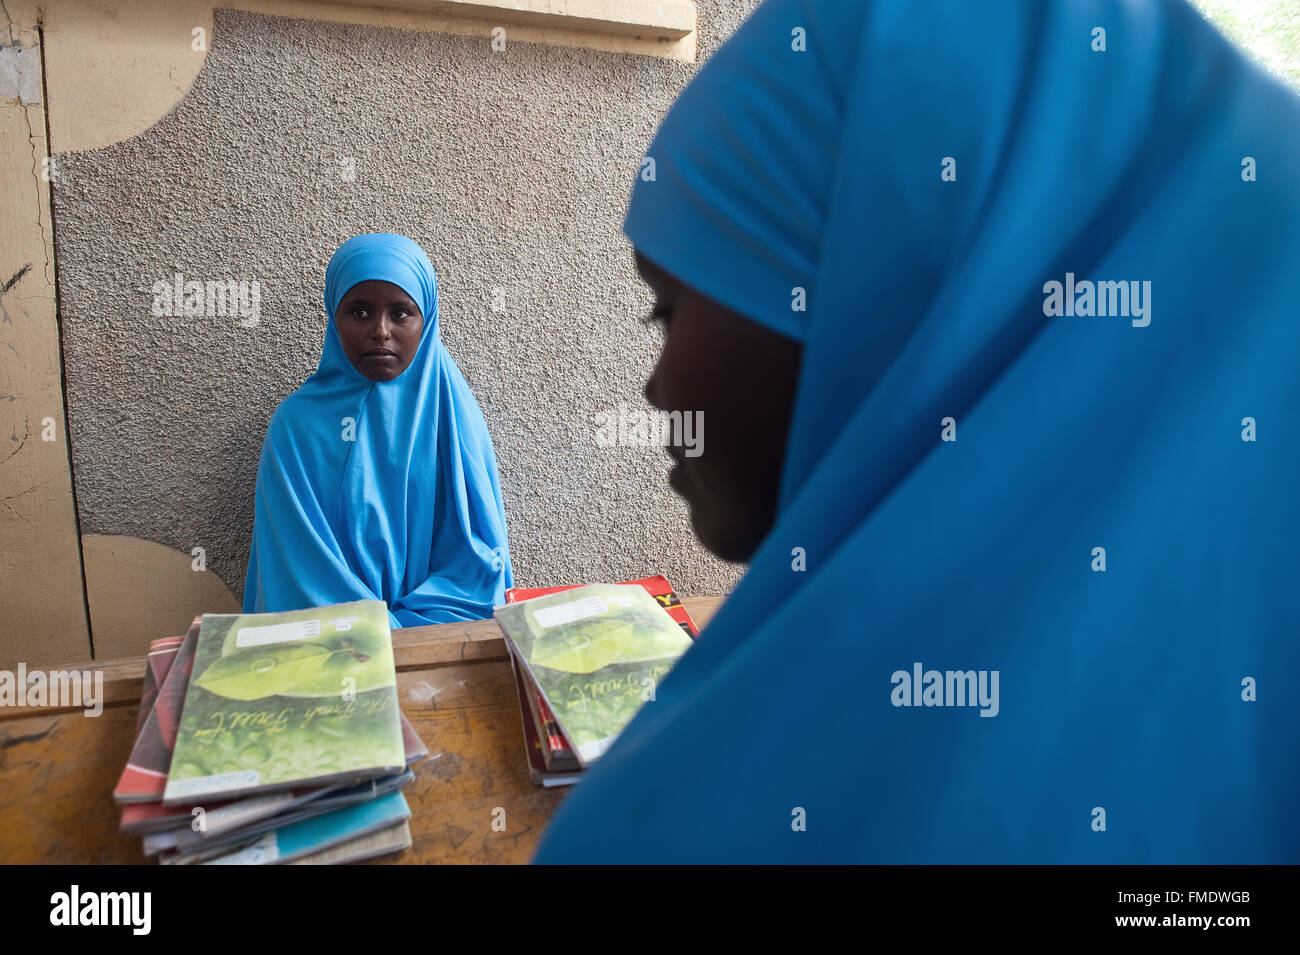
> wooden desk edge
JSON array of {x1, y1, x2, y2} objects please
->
[{"x1": 0, "y1": 595, "x2": 726, "y2": 721}]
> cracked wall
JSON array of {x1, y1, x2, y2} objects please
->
[{"x1": 0, "y1": 9, "x2": 90, "y2": 668}]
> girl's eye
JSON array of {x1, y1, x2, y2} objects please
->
[{"x1": 352, "y1": 307, "x2": 369, "y2": 319}]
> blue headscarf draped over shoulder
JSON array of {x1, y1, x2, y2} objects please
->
[
  {"x1": 244, "y1": 233, "x2": 513, "y2": 628},
  {"x1": 535, "y1": 0, "x2": 1300, "y2": 862}
]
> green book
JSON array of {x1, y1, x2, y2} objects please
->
[
  {"x1": 162, "y1": 600, "x2": 405, "y2": 806},
  {"x1": 493, "y1": 583, "x2": 694, "y2": 765}
]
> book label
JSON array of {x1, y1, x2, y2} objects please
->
[
  {"x1": 532, "y1": 596, "x2": 609, "y2": 628},
  {"x1": 235, "y1": 618, "x2": 321, "y2": 648}
]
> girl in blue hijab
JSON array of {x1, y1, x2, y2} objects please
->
[
  {"x1": 534, "y1": 0, "x2": 1300, "y2": 862},
  {"x1": 243, "y1": 233, "x2": 513, "y2": 628}
]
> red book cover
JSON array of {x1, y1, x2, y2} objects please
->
[
  {"x1": 113, "y1": 617, "x2": 202, "y2": 804},
  {"x1": 134, "y1": 635, "x2": 186, "y2": 737},
  {"x1": 508, "y1": 654, "x2": 581, "y2": 787},
  {"x1": 517, "y1": 663, "x2": 579, "y2": 772},
  {"x1": 521, "y1": 666, "x2": 575, "y2": 765},
  {"x1": 506, "y1": 575, "x2": 699, "y2": 637}
]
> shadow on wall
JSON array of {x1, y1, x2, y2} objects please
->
[{"x1": 82, "y1": 534, "x2": 239, "y2": 659}]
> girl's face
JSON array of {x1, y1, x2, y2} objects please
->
[
  {"x1": 334, "y1": 280, "x2": 424, "y2": 382},
  {"x1": 636, "y1": 252, "x2": 803, "y2": 563}
]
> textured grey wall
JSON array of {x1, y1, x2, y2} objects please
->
[{"x1": 51, "y1": 2, "x2": 759, "y2": 605}]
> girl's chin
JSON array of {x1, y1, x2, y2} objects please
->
[
  {"x1": 355, "y1": 361, "x2": 411, "y2": 382},
  {"x1": 673, "y1": 478, "x2": 750, "y2": 563}
]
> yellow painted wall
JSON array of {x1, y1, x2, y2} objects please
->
[{"x1": 0, "y1": 7, "x2": 89, "y2": 670}]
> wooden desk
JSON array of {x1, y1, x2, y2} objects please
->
[{"x1": 0, "y1": 597, "x2": 723, "y2": 864}]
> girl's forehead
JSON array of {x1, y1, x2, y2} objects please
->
[{"x1": 339, "y1": 279, "x2": 420, "y2": 305}]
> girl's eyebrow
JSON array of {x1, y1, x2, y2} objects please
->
[{"x1": 343, "y1": 295, "x2": 418, "y2": 309}]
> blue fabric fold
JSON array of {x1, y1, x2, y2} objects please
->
[{"x1": 243, "y1": 233, "x2": 513, "y2": 629}]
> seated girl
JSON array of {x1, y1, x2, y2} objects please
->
[{"x1": 243, "y1": 232, "x2": 512, "y2": 628}]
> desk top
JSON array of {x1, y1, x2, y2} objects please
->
[{"x1": 0, "y1": 596, "x2": 724, "y2": 864}]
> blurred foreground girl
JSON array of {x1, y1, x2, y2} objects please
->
[{"x1": 536, "y1": 0, "x2": 1300, "y2": 863}]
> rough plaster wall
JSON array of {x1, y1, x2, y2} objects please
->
[{"x1": 51, "y1": 2, "x2": 760, "y2": 604}]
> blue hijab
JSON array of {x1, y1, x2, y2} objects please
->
[
  {"x1": 535, "y1": 0, "x2": 1300, "y2": 862},
  {"x1": 243, "y1": 233, "x2": 513, "y2": 628}
]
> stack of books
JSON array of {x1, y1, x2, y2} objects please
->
[
  {"x1": 113, "y1": 600, "x2": 422, "y2": 865},
  {"x1": 497, "y1": 576, "x2": 699, "y2": 787}
]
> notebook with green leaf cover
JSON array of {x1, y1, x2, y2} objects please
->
[
  {"x1": 162, "y1": 600, "x2": 404, "y2": 805},
  {"x1": 494, "y1": 583, "x2": 693, "y2": 765}
]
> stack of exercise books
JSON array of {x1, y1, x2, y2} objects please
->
[
  {"x1": 113, "y1": 600, "x2": 422, "y2": 865},
  {"x1": 498, "y1": 576, "x2": 699, "y2": 787}
]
